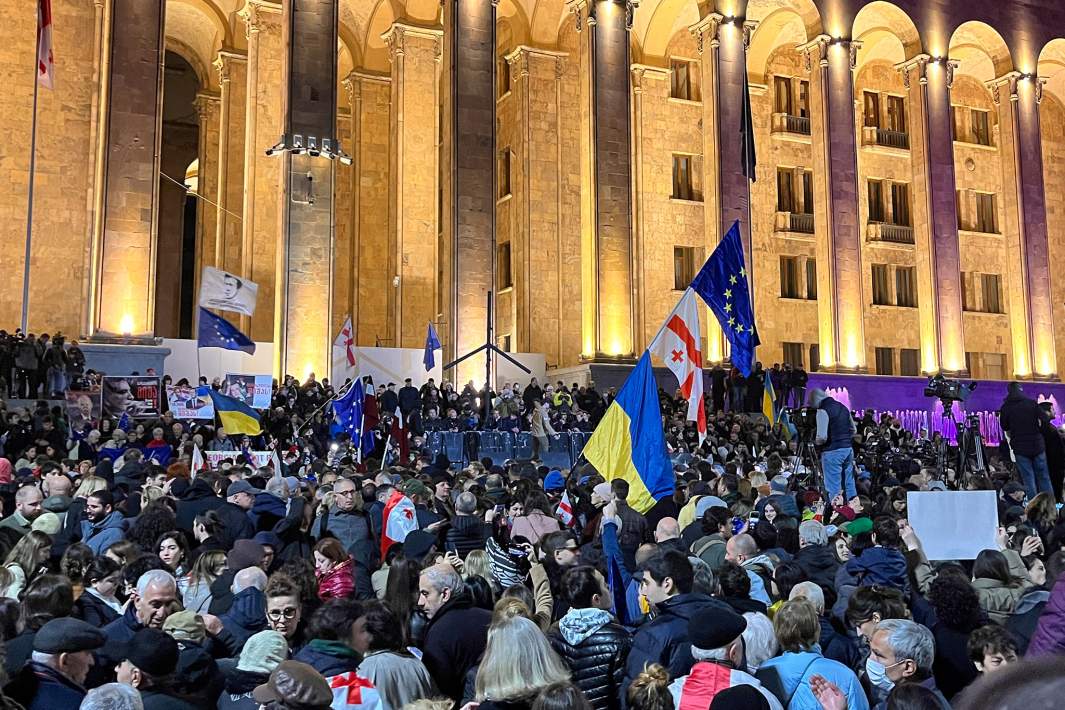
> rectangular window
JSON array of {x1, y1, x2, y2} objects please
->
[
  {"x1": 961, "y1": 272, "x2": 975, "y2": 312},
  {"x1": 798, "y1": 80, "x2": 810, "y2": 118},
  {"x1": 891, "y1": 183, "x2": 911, "y2": 226},
  {"x1": 780, "y1": 256, "x2": 802, "y2": 299},
  {"x1": 805, "y1": 258, "x2": 818, "y2": 300},
  {"x1": 875, "y1": 347, "x2": 895, "y2": 375},
  {"x1": 777, "y1": 168, "x2": 795, "y2": 212},
  {"x1": 975, "y1": 193, "x2": 997, "y2": 233},
  {"x1": 868, "y1": 180, "x2": 885, "y2": 222},
  {"x1": 900, "y1": 348, "x2": 920, "y2": 376},
  {"x1": 810, "y1": 344, "x2": 821, "y2": 373},
  {"x1": 971, "y1": 109, "x2": 991, "y2": 146},
  {"x1": 672, "y1": 155, "x2": 694, "y2": 200},
  {"x1": 872, "y1": 264, "x2": 891, "y2": 306},
  {"x1": 671, "y1": 59, "x2": 698, "y2": 101},
  {"x1": 674, "y1": 246, "x2": 698, "y2": 290},
  {"x1": 895, "y1": 266, "x2": 917, "y2": 307},
  {"x1": 951, "y1": 106, "x2": 960, "y2": 141},
  {"x1": 801, "y1": 171, "x2": 814, "y2": 214},
  {"x1": 774, "y1": 76, "x2": 793, "y2": 115},
  {"x1": 498, "y1": 149, "x2": 511, "y2": 198},
  {"x1": 982, "y1": 273, "x2": 1003, "y2": 314},
  {"x1": 497, "y1": 242, "x2": 513, "y2": 289},
  {"x1": 782, "y1": 342, "x2": 805, "y2": 367},
  {"x1": 887, "y1": 95, "x2": 907, "y2": 133},
  {"x1": 984, "y1": 352, "x2": 1007, "y2": 380},
  {"x1": 498, "y1": 56, "x2": 511, "y2": 97},
  {"x1": 864, "y1": 91, "x2": 881, "y2": 128}
]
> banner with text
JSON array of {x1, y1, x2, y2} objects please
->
[
  {"x1": 65, "y1": 389, "x2": 102, "y2": 431},
  {"x1": 204, "y1": 450, "x2": 272, "y2": 469},
  {"x1": 166, "y1": 385, "x2": 215, "y2": 420},
  {"x1": 223, "y1": 374, "x2": 273, "y2": 409},
  {"x1": 103, "y1": 376, "x2": 161, "y2": 419}
]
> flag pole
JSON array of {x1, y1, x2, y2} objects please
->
[{"x1": 21, "y1": 8, "x2": 43, "y2": 333}]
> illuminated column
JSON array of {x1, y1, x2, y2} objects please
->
[
  {"x1": 193, "y1": 92, "x2": 221, "y2": 296},
  {"x1": 898, "y1": 55, "x2": 966, "y2": 375},
  {"x1": 443, "y1": 0, "x2": 496, "y2": 384},
  {"x1": 384, "y1": 24, "x2": 442, "y2": 348},
  {"x1": 989, "y1": 73, "x2": 1058, "y2": 379},
  {"x1": 213, "y1": 51, "x2": 247, "y2": 276},
  {"x1": 92, "y1": 0, "x2": 165, "y2": 336},
  {"x1": 567, "y1": 0, "x2": 635, "y2": 360},
  {"x1": 691, "y1": 14, "x2": 755, "y2": 364},
  {"x1": 800, "y1": 35, "x2": 866, "y2": 372}
]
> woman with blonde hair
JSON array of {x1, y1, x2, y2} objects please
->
[
  {"x1": 464, "y1": 549, "x2": 498, "y2": 592},
  {"x1": 0, "y1": 531, "x2": 52, "y2": 599},
  {"x1": 474, "y1": 615, "x2": 570, "y2": 709},
  {"x1": 625, "y1": 664, "x2": 674, "y2": 710},
  {"x1": 183, "y1": 549, "x2": 225, "y2": 613},
  {"x1": 1025, "y1": 492, "x2": 1058, "y2": 538},
  {"x1": 74, "y1": 475, "x2": 108, "y2": 499}
]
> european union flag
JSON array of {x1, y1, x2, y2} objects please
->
[
  {"x1": 423, "y1": 322, "x2": 441, "y2": 372},
  {"x1": 331, "y1": 377, "x2": 365, "y2": 439},
  {"x1": 690, "y1": 221, "x2": 760, "y2": 376},
  {"x1": 198, "y1": 307, "x2": 256, "y2": 355}
]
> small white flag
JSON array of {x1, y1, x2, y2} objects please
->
[
  {"x1": 37, "y1": 0, "x2": 54, "y2": 90},
  {"x1": 191, "y1": 444, "x2": 205, "y2": 479}
]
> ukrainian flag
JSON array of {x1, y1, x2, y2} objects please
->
[
  {"x1": 582, "y1": 352, "x2": 673, "y2": 514},
  {"x1": 763, "y1": 376, "x2": 777, "y2": 425},
  {"x1": 208, "y1": 389, "x2": 262, "y2": 436}
]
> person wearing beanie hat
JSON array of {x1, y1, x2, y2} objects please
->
[
  {"x1": 163, "y1": 611, "x2": 227, "y2": 707},
  {"x1": 667, "y1": 606, "x2": 783, "y2": 709},
  {"x1": 220, "y1": 630, "x2": 289, "y2": 710},
  {"x1": 543, "y1": 469, "x2": 566, "y2": 493},
  {"x1": 6, "y1": 617, "x2": 106, "y2": 709},
  {"x1": 116, "y1": 628, "x2": 199, "y2": 710},
  {"x1": 227, "y1": 539, "x2": 266, "y2": 573},
  {"x1": 29, "y1": 510, "x2": 60, "y2": 535}
]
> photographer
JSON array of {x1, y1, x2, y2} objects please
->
[{"x1": 810, "y1": 389, "x2": 859, "y2": 509}]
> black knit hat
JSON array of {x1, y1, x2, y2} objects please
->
[{"x1": 688, "y1": 604, "x2": 747, "y2": 651}]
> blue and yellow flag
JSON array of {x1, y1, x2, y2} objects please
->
[
  {"x1": 582, "y1": 352, "x2": 673, "y2": 514},
  {"x1": 208, "y1": 389, "x2": 262, "y2": 436},
  {"x1": 763, "y1": 376, "x2": 777, "y2": 425}
]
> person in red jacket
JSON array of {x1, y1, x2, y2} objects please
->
[{"x1": 313, "y1": 538, "x2": 355, "y2": 601}]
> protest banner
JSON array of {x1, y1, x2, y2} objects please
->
[
  {"x1": 204, "y1": 450, "x2": 272, "y2": 469},
  {"x1": 223, "y1": 374, "x2": 273, "y2": 409},
  {"x1": 199, "y1": 266, "x2": 258, "y2": 316},
  {"x1": 102, "y1": 376, "x2": 161, "y2": 419},
  {"x1": 907, "y1": 490, "x2": 999, "y2": 560},
  {"x1": 166, "y1": 385, "x2": 214, "y2": 419},
  {"x1": 65, "y1": 389, "x2": 101, "y2": 431}
]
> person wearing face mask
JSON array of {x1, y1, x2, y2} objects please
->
[{"x1": 865, "y1": 619, "x2": 950, "y2": 710}]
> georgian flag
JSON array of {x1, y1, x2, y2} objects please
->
[
  {"x1": 380, "y1": 489, "x2": 418, "y2": 559},
  {"x1": 332, "y1": 316, "x2": 357, "y2": 383},
  {"x1": 649, "y1": 288, "x2": 707, "y2": 443},
  {"x1": 191, "y1": 444, "x2": 205, "y2": 479},
  {"x1": 37, "y1": 0, "x2": 54, "y2": 89},
  {"x1": 327, "y1": 671, "x2": 381, "y2": 709},
  {"x1": 556, "y1": 491, "x2": 575, "y2": 527}
]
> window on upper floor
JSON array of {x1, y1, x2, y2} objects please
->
[
  {"x1": 497, "y1": 242, "x2": 513, "y2": 290},
  {"x1": 670, "y1": 59, "x2": 700, "y2": 101},
  {"x1": 872, "y1": 264, "x2": 891, "y2": 306},
  {"x1": 674, "y1": 246, "x2": 699, "y2": 290},
  {"x1": 498, "y1": 149, "x2": 511, "y2": 198},
  {"x1": 895, "y1": 266, "x2": 917, "y2": 308},
  {"x1": 975, "y1": 192, "x2": 998, "y2": 234},
  {"x1": 900, "y1": 348, "x2": 920, "y2": 376},
  {"x1": 875, "y1": 347, "x2": 895, "y2": 375},
  {"x1": 673, "y1": 154, "x2": 699, "y2": 201}
]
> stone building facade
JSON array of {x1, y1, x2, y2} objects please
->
[{"x1": 4, "y1": 0, "x2": 1065, "y2": 382}]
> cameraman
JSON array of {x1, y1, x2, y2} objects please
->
[
  {"x1": 1000, "y1": 381, "x2": 1054, "y2": 500},
  {"x1": 810, "y1": 388, "x2": 859, "y2": 507}
]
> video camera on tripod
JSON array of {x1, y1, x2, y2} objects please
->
[
  {"x1": 784, "y1": 406, "x2": 818, "y2": 438},
  {"x1": 922, "y1": 374, "x2": 984, "y2": 478},
  {"x1": 923, "y1": 373, "x2": 977, "y2": 403}
]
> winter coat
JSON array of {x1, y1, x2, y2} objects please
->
[
  {"x1": 357, "y1": 650, "x2": 435, "y2": 710},
  {"x1": 220, "y1": 587, "x2": 269, "y2": 648},
  {"x1": 757, "y1": 650, "x2": 869, "y2": 710},
  {"x1": 1027, "y1": 572, "x2": 1065, "y2": 657},
  {"x1": 794, "y1": 545, "x2": 841, "y2": 598},
  {"x1": 140, "y1": 689, "x2": 200, "y2": 710},
  {"x1": 5, "y1": 661, "x2": 85, "y2": 710},
  {"x1": 173, "y1": 639, "x2": 225, "y2": 707},
  {"x1": 310, "y1": 506, "x2": 371, "y2": 553},
  {"x1": 175, "y1": 479, "x2": 224, "y2": 533},
  {"x1": 1007, "y1": 587, "x2": 1050, "y2": 654},
  {"x1": 930, "y1": 622, "x2": 978, "y2": 701},
  {"x1": 691, "y1": 533, "x2": 728, "y2": 572},
  {"x1": 509, "y1": 511, "x2": 560, "y2": 546},
  {"x1": 79, "y1": 510, "x2": 127, "y2": 554},
  {"x1": 548, "y1": 608, "x2": 631, "y2": 710},
  {"x1": 420, "y1": 592, "x2": 492, "y2": 701},
  {"x1": 317, "y1": 558, "x2": 356, "y2": 600},
  {"x1": 445, "y1": 515, "x2": 490, "y2": 559},
  {"x1": 249, "y1": 492, "x2": 287, "y2": 532},
  {"x1": 845, "y1": 547, "x2": 909, "y2": 592},
  {"x1": 214, "y1": 501, "x2": 255, "y2": 550},
  {"x1": 972, "y1": 550, "x2": 1030, "y2": 624},
  {"x1": 818, "y1": 616, "x2": 861, "y2": 673},
  {"x1": 73, "y1": 588, "x2": 122, "y2": 627},
  {"x1": 623, "y1": 593, "x2": 733, "y2": 688},
  {"x1": 294, "y1": 640, "x2": 362, "y2": 677},
  {"x1": 1000, "y1": 390, "x2": 1048, "y2": 457},
  {"x1": 217, "y1": 668, "x2": 270, "y2": 710},
  {"x1": 669, "y1": 662, "x2": 783, "y2": 710}
]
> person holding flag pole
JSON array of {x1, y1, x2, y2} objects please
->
[{"x1": 649, "y1": 288, "x2": 707, "y2": 445}]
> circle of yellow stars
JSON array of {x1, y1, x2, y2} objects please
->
[{"x1": 724, "y1": 268, "x2": 747, "y2": 334}]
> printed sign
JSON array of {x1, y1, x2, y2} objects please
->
[
  {"x1": 166, "y1": 384, "x2": 214, "y2": 420},
  {"x1": 199, "y1": 266, "x2": 259, "y2": 316},
  {"x1": 65, "y1": 389, "x2": 101, "y2": 432},
  {"x1": 102, "y1": 376, "x2": 161, "y2": 419},
  {"x1": 223, "y1": 374, "x2": 273, "y2": 409}
]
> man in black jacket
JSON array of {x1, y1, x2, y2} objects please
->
[
  {"x1": 398, "y1": 378, "x2": 421, "y2": 416},
  {"x1": 548, "y1": 566, "x2": 631, "y2": 710},
  {"x1": 794, "y1": 520, "x2": 841, "y2": 607},
  {"x1": 1000, "y1": 382, "x2": 1054, "y2": 500},
  {"x1": 418, "y1": 563, "x2": 491, "y2": 702}
]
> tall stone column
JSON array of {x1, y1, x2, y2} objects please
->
[
  {"x1": 91, "y1": 0, "x2": 165, "y2": 336},
  {"x1": 989, "y1": 73, "x2": 1057, "y2": 379},
  {"x1": 691, "y1": 14, "x2": 755, "y2": 364},
  {"x1": 270, "y1": 0, "x2": 349, "y2": 380},
  {"x1": 442, "y1": 0, "x2": 495, "y2": 383},
  {"x1": 898, "y1": 56, "x2": 966, "y2": 375},
  {"x1": 567, "y1": 0, "x2": 635, "y2": 359},
  {"x1": 238, "y1": 0, "x2": 283, "y2": 341},
  {"x1": 507, "y1": 46, "x2": 567, "y2": 365},
  {"x1": 213, "y1": 51, "x2": 247, "y2": 276},
  {"x1": 801, "y1": 35, "x2": 866, "y2": 371},
  {"x1": 193, "y1": 92, "x2": 221, "y2": 298},
  {"x1": 384, "y1": 24, "x2": 442, "y2": 349}
]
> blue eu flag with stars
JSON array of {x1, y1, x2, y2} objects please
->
[
  {"x1": 197, "y1": 307, "x2": 256, "y2": 355},
  {"x1": 690, "y1": 221, "x2": 760, "y2": 376}
]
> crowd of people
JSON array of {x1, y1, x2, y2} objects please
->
[{"x1": 0, "y1": 364, "x2": 1059, "y2": 710}]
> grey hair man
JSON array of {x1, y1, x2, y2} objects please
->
[
  {"x1": 868, "y1": 618, "x2": 943, "y2": 702},
  {"x1": 15, "y1": 618, "x2": 107, "y2": 707},
  {"x1": 82, "y1": 683, "x2": 145, "y2": 710},
  {"x1": 417, "y1": 563, "x2": 492, "y2": 702},
  {"x1": 794, "y1": 520, "x2": 840, "y2": 593},
  {"x1": 232, "y1": 566, "x2": 268, "y2": 594}
]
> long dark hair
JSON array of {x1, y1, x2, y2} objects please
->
[
  {"x1": 383, "y1": 557, "x2": 421, "y2": 630},
  {"x1": 973, "y1": 549, "x2": 1015, "y2": 585}
]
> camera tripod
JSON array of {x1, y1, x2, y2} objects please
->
[
  {"x1": 934, "y1": 400, "x2": 986, "y2": 482},
  {"x1": 789, "y1": 429, "x2": 825, "y2": 492}
]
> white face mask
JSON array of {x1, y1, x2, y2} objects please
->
[{"x1": 866, "y1": 657, "x2": 900, "y2": 692}]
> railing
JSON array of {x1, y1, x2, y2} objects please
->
[
  {"x1": 772, "y1": 112, "x2": 811, "y2": 136},
  {"x1": 875, "y1": 128, "x2": 910, "y2": 149},
  {"x1": 787, "y1": 212, "x2": 814, "y2": 234},
  {"x1": 422, "y1": 430, "x2": 594, "y2": 468},
  {"x1": 867, "y1": 222, "x2": 915, "y2": 244}
]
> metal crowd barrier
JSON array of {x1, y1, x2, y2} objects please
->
[{"x1": 423, "y1": 430, "x2": 593, "y2": 468}]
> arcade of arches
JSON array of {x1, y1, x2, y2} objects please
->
[{"x1": 6, "y1": 0, "x2": 1065, "y2": 382}]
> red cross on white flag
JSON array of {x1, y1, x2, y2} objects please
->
[
  {"x1": 649, "y1": 288, "x2": 707, "y2": 443},
  {"x1": 37, "y1": 0, "x2": 54, "y2": 90},
  {"x1": 332, "y1": 315, "x2": 358, "y2": 382}
]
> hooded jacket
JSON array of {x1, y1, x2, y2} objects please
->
[
  {"x1": 80, "y1": 510, "x2": 127, "y2": 554},
  {"x1": 444, "y1": 514, "x2": 490, "y2": 559},
  {"x1": 317, "y1": 558, "x2": 356, "y2": 600},
  {"x1": 756, "y1": 649, "x2": 868, "y2": 710},
  {"x1": 794, "y1": 545, "x2": 841, "y2": 596},
  {"x1": 623, "y1": 592, "x2": 733, "y2": 689},
  {"x1": 218, "y1": 668, "x2": 271, "y2": 710},
  {"x1": 221, "y1": 587, "x2": 269, "y2": 648},
  {"x1": 743, "y1": 554, "x2": 777, "y2": 606},
  {"x1": 420, "y1": 592, "x2": 492, "y2": 701},
  {"x1": 1026, "y1": 572, "x2": 1065, "y2": 657},
  {"x1": 548, "y1": 608, "x2": 631, "y2": 710},
  {"x1": 174, "y1": 478, "x2": 224, "y2": 533},
  {"x1": 845, "y1": 547, "x2": 909, "y2": 593},
  {"x1": 1000, "y1": 390, "x2": 1047, "y2": 458}
]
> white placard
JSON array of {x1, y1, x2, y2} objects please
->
[
  {"x1": 907, "y1": 490, "x2": 999, "y2": 560},
  {"x1": 199, "y1": 266, "x2": 259, "y2": 316}
]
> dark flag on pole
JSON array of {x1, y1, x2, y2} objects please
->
[{"x1": 741, "y1": 72, "x2": 757, "y2": 181}]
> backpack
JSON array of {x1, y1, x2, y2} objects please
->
[{"x1": 693, "y1": 536, "x2": 725, "y2": 565}]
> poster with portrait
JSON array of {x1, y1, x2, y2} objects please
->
[
  {"x1": 166, "y1": 384, "x2": 214, "y2": 419},
  {"x1": 199, "y1": 266, "x2": 259, "y2": 316},
  {"x1": 223, "y1": 374, "x2": 273, "y2": 409},
  {"x1": 102, "y1": 376, "x2": 161, "y2": 419},
  {"x1": 65, "y1": 389, "x2": 101, "y2": 432}
]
